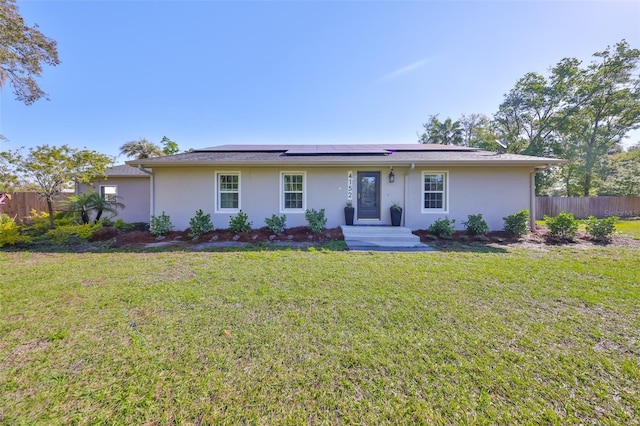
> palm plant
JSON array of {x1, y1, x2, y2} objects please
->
[
  {"x1": 119, "y1": 138, "x2": 165, "y2": 160},
  {"x1": 419, "y1": 115, "x2": 464, "y2": 145},
  {"x1": 433, "y1": 117, "x2": 463, "y2": 145},
  {"x1": 87, "y1": 191, "x2": 125, "y2": 222},
  {"x1": 63, "y1": 193, "x2": 91, "y2": 224},
  {"x1": 63, "y1": 191, "x2": 125, "y2": 224}
]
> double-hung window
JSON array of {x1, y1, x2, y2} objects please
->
[
  {"x1": 100, "y1": 185, "x2": 118, "y2": 202},
  {"x1": 422, "y1": 171, "x2": 448, "y2": 213},
  {"x1": 217, "y1": 173, "x2": 240, "y2": 211},
  {"x1": 281, "y1": 172, "x2": 305, "y2": 212}
]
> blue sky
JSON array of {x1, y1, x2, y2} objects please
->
[{"x1": 1, "y1": 1, "x2": 639, "y2": 164}]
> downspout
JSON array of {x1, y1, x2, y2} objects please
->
[
  {"x1": 137, "y1": 165, "x2": 155, "y2": 217},
  {"x1": 403, "y1": 163, "x2": 416, "y2": 227},
  {"x1": 530, "y1": 164, "x2": 551, "y2": 231}
]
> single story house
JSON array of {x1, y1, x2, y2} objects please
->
[
  {"x1": 125, "y1": 144, "x2": 564, "y2": 231},
  {"x1": 78, "y1": 164, "x2": 151, "y2": 223}
]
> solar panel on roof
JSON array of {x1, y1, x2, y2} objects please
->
[
  {"x1": 196, "y1": 144, "x2": 480, "y2": 154},
  {"x1": 285, "y1": 145, "x2": 390, "y2": 155}
]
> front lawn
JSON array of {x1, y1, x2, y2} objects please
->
[
  {"x1": 616, "y1": 218, "x2": 640, "y2": 239},
  {"x1": 1, "y1": 248, "x2": 639, "y2": 424}
]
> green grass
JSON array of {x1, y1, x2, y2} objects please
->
[
  {"x1": 615, "y1": 218, "x2": 640, "y2": 240},
  {"x1": 537, "y1": 217, "x2": 640, "y2": 240},
  {"x1": 1, "y1": 248, "x2": 639, "y2": 424}
]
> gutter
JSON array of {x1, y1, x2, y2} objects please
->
[
  {"x1": 137, "y1": 165, "x2": 156, "y2": 217},
  {"x1": 530, "y1": 164, "x2": 552, "y2": 231}
]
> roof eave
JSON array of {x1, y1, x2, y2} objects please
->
[{"x1": 127, "y1": 158, "x2": 566, "y2": 168}]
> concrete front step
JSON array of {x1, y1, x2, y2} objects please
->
[
  {"x1": 341, "y1": 225, "x2": 416, "y2": 235},
  {"x1": 341, "y1": 226, "x2": 434, "y2": 251}
]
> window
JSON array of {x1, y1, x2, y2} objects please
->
[
  {"x1": 100, "y1": 185, "x2": 117, "y2": 202},
  {"x1": 281, "y1": 172, "x2": 305, "y2": 211},
  {"x1": 422, "y1": 172, "x2": 448, "y2": 213},
  {"x1": 217, "y1": 173, "x2": 240, "y2": 211}
]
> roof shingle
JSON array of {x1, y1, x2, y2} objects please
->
[{"x1": 126, "y1": 144, "x2": 565, "y2": 167}]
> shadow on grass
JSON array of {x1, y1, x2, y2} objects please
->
[{"x1": 427, "y1": 241, "x2": 510, "y2": 253}]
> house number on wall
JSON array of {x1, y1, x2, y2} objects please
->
[{"x1": 347, "y1": 171, "x2": 353, "y2": 201}]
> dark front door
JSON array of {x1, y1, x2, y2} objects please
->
[{"x1": 357, "y1": 171, "x2": 380, "y2": 220}]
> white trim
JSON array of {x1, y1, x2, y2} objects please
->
[
  {"x1": 279, "y1": 171, "x2": 307, "y2": 213},
  {"x1": 99, "y1": 184, "x2": 118, "y2": 202},
  {"x1": 421, "y1": 171, "x2": 449, "y2": 214},
  {"x1": 215, "y1": 172, "x2": 241, "y2": 213}
]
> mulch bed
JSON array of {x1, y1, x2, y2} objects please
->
[
  {"x1": 110, "y1": 226, "x2": 344, "y2": 248},
  {"x1": 413, "y1": 227, "x2": 640, "y2": 249},
  {"x1": 92, "y1": 225, "x2": 639, "y2": 250}
]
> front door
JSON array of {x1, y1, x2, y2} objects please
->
[{"x1": 357, "y1": 171, "x2": 380, "y2": 220}]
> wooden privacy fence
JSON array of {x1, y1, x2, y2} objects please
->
[
  {"x1": 536, "y1": 196, "x2": 640, "y2": 219},
  {"x1": 0, "y1": 192, "x2": 71, "y2": 222}
]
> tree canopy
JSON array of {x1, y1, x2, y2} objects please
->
[
  {"x1": 119, "y1": 138, "x2": 165, "y2": 160},
  {"x1": 0, "y1": 0, "x2": 60, "y2": 105},
  {"x1": 418, "y1": 115, "x2": 463, "y2": 145},
  {"x1": 598, "y1": 143, "x2": 640, "y2": 196},
  {"x1": 160, "y1": 136, "x2": 180, "y2": 155},
  {"x1": 417, "y1": 39, "x2": 640, "y2": 196},
  {"x1": 3, "y1": 145, "x2": 113, "y2": 227}
]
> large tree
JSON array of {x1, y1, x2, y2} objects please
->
[
  {"x1": 561, "y1": 41, "x2": 640, "y2": 195},
  {"x1": 4, "y1": 145, "x2": 113, "y2": 228},
  {"x1": 459, "y1": 113, "x2": 498, "y2": 150},
  {"x1": 418, "y1": 115, "x2": 463, "y2": 145},
  {"x1": 493, "y1": 57, "x2": 582, "y2": 157},
  {"x1": 119, "y1": 138, "x2": 165, "y2": 160},
  {"x1": 0, "y1": 0, "x2": 60, "y2": 105},
  {"x1": 494, "y1": 40, "x2": 640, "y2": 195}
]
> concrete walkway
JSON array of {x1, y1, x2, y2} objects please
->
[{"x1": 340, "y1": 226, "x2": 436, "y2": 252}]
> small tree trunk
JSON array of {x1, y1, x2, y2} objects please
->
[
  {"x1": 46, "y1": 197, "x2": 55, "y2": 228},
  {"x1": 583, "y1": 171, "x2": 593, "y2": 196}
]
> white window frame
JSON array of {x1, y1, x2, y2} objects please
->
[
  {"x1": 216, "y1": 172, "x2": 241, "y2": 212},
  {"x1": 280, "y1": 171, "x2": 306, "y2": 213},
  {"x1": 100, "y1": 185, "x2": 118, "y2": 202},
  {"x1": 421, "y1": 171, "x2": 448, "y2": 214}
]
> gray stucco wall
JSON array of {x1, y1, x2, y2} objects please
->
[
  {"x1": 404, "y1": 166, "x2": 530, "y2": 231},
  {"x1": 150, "y1": 165, "x2": 533, "y2": 231},
  {"x1": 79, "y1": 177, "x2": 150, "y2": 223}
]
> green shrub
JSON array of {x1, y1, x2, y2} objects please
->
[
  {"x1": 130, "y1": 222, "x2": 149, "y2": 232},
  {"x1": 150, "y1": 212, "x2": 173, "y2": 236},
  {"x1": 25, "y1": 209, "x2": 52, "y2": 236},
  {"x1": 428, "y1": 218, "x2": 456, "y2": 238},
  {"x1": 503, "y1": 209, "x2": 530, "y2": 237},
  {"x1": 229, "y1": 210, "x2": 252, "y2": 233},
  {"x1": 0, "y1": 214, "x2": 30, "y2": 247},
  {"x1": 462, "y1": 213, "x2": 488, "y2": 236},
  {"x1": 115, "y1": 221, "x2": 148, "y2": 232},
  {"x1": 188, "y1": 209, "x2": 214, "y2": 237},
  {"x1": 54, "y1": 217, "x2": 74, "y2": 227},
  {"x1": 585, "y1": 215, "x2": 618, "y2": 241},
  {"x1": 305, "y1": 208, "x2": 327, "y2": 233},
  {"x1": 265, "y1": 214, "x2": 287, "y2": 235},
  {"x1": 101, "y1": 217, "x2": 114, "y2": 227},
  {"x1": 44, "y1": 223, "x2": 103, "y2": 244},
  {"x1": 545, "y1": 211, "x2": 579, "y2": 241}
]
